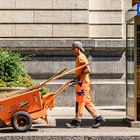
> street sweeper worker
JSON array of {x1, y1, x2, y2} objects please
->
[{"x1": 66, "y1": 41, "x2": 105, "y2": 128}]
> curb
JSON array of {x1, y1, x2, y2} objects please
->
[{"x1": 0, "y1": 136, "x2": 140, "y2": 140}]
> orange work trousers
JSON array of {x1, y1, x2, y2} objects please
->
[{"x1": 75, "y1": 83, "x2": 98, "y2": 119}]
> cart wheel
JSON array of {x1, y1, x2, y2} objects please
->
[{"x1": 11, "y1": 111, "x2": 32, "y2": 132}]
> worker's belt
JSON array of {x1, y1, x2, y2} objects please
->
[{"x1": 76, "y1": 90, "x2": 85, "y2": 96}]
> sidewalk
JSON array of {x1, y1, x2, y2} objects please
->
[
  {"x1": 45, "y1": 106, "x2": 126, "y2": 127},
  {"x1": 0, "y1": 106, "x2": 140, "y2": 140},
  {"x1": 47, "y1": 106, "x2": 126, "y2": 119}
]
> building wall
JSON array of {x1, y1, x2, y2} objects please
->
[
  {"x1": 0, "y1": 0, "x2": 132, "y2": 106},
  {"x1": 89, "y1": 0, "x2": 122, "y2": 39},
  {"x1": 0, "y1": 0, "x2": 88, "y2": 38},
  {"x1": 0, "y1": 0, "x2": 132, "y2": 39}
]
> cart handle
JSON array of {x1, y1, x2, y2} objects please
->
[{"x1": 44, "y1": 79, "x2": 83, "y2": 108}]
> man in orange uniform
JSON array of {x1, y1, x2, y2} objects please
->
[{"x1": 66, "y1": 41, "x2": 105, "y2": 128}]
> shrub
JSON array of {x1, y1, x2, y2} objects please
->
[
  {"x1": 40, "y1": 87, "x2": 51, "y2": 97},
  {"x1": 0, "y1": 50, "x2": 34, "y2": 87}
]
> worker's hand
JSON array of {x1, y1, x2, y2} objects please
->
[
  {"x1": 69, "y1": 81, "x2": 82, "y2": 87},
  {"x1": 73, "y1": 77, "x2": 80, "y2": 82},
  {"x1": 69, "y1": 77, "x2": 81, "y2": 87}
]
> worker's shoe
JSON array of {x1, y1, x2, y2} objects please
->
[
  {"x1": 66, "y1": 119, "x2": 81, "y2": 128},
  {"x1": 92, "y1": 115, "x2": 105, "y2": 128}
]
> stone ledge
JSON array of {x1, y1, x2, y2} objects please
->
[
  {"x1": 0, "y1": 39, "x2": 126, "y2": 49},
  {"x1": 130, "y1": 121, "x2": 140, "y2": 128},
  {"x1": 0, "y1": 87, "x2": 26, "y2": 91}
]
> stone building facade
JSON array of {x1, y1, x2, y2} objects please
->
[{"x1": 0, "y1": 0, "x2": 132, "y2": 106}]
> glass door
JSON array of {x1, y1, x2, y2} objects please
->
[{"x1": 126, "y1": 20, "x2": 137, "y2": 120}]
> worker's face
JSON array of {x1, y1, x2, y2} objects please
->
[{"x1": 72, "y1": 47, "x2": 80, "y2": 56}]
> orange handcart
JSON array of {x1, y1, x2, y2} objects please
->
[
  {"x1": 0, "y1": 80, "x2": 73, "y2": 132},
  {"x1": 0, "y1": 64, "x2": 88, "y2": 132}
]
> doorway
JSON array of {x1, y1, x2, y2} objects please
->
[{"x1": 126, "y1": 16, "x2": 140, "y2": 121}]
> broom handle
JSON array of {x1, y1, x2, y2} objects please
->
[
  {"x1": 16, "y1": 68, "x2": 67, "y2": 94},
  {"x1": 18, "y1": 63, "x2": 89, "y2": 94},
  {"x1": 39, "y1": 68, "x2": 67, "y2": 87},
  {"x1": 51, "y1": 63, "x2": 90, "y2": 81}
]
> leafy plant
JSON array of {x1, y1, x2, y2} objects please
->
[
  {"x1": 0, "y1": 51, "x2": 24, "y2": 82},
  {"x1": 0, "y1": 50, "x2": 34, "y2": 87},
  {"x1": 0, "y1": 79, "x2": 6, "y2": 87},
  {"x1": 40, "y1": 87, "x2": 50, "y2": 97}
]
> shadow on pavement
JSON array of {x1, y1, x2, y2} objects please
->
[
  {"x1": 99, "y1": 108, "x2": 126, "y2": 112},
  {"x1": 55, "y1": 118, "x2": 128, "y2": 128},
  {"x1": 0, "y1": 118, "x2": 128, "y2": 132},
  {"x1": 33, "y1": 125, "x2": 56, "y2": 129},
  {"x1": 0, "y1": 127, "x2": 38, "y2": 133}
]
